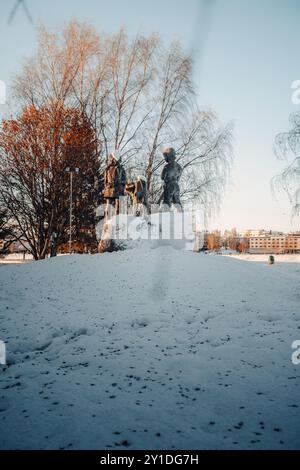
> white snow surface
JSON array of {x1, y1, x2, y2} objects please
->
[
  {"x1": 0, "y1": 246, "x2": 300, "y2": 450},
  {"x1": 221, "y1": 253, "x2": 300, "y2": 263}
]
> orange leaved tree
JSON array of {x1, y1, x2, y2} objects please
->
[{"x1": 0, "y1": 103, "x2": 99, "y2": 259}]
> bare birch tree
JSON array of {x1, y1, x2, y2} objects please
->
[{"x1": 273, "y1": 112, "x2": 300, "y2": 216}]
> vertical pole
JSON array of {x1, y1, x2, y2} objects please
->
[{"x1": 69, "y1": 171, "x2": 73, "y2": 254}]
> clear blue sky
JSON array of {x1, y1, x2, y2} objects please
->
[{"x1": 0, "y1": 0, "x2": 300, "y2": 232}]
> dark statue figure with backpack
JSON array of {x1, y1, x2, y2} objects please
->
[{"x1": 125, "y1": 175, "x2": 149, "y2": 216}]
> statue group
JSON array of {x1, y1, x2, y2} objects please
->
[{"x1": 102, "y1": 147, "x2": 182, "y2": 217}]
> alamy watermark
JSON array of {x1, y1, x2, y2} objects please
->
[
  {"x1": 95, "y1": 199, "x2": 205, "y2": 250},
  {"x1": 0, "y1": 340, "x2": 6, "y2": 365},
  {"x1": 291, "y1": 80, "x2": 300, "y2": 105},
  {"x1": 291, "y1": 340, "x2": 300, "y2": 365},
  {"x1": 0, "y1": 80, "x2": 6, "y2": 105}
]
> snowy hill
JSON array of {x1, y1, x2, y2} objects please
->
[{"x1": 0, "y1": 248, "x2": 300, "y2": 449}]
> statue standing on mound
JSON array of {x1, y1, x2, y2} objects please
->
[
  {"x1": 103, "y1": 152, "x2": 126, "y2": 216},
  {"x1": 161, "y1": 147, "x2": 183, "y2": 210},
  {"x1": 125, "y1": 175, "x2": 149, "y2": 216}
]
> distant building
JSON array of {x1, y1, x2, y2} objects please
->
[
  {"x1": 224, "y1": 228, "x2": 238, "y2": 238},
  {"x1": 0, "y1": 238, "x2": 29, "y2": 255},
  {"x1": 224, "y1": 236, "x2": 249, "y2": 253},
  {"x1": 244, "y1": 229, "x2": 267, "y2": 238},
  {"x1": 285, "y1": 233, "x2": 300, "y2": 253},
  {"x1": 244, "y1": 229, "x2": 284, "y2": 238},
  {"x1": 249, "y1": 236, "x2": 285, "y2": 254},
  {"x1": 249, "y1": 233, "x2": 300, "y2": 254},
  {"x1": 237, "y1": 237, "x2": 250, "y2": 253}
]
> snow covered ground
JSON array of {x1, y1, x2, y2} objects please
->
[
  {"x1": 0, "y1": 253, "x2": 34, "y2": 264},
  {"x1": 221, "y1": 253, "x2": 300, "y2": 263},
  {"x1": 0, "y1": 247, "x2": 300, "y2": 449}
]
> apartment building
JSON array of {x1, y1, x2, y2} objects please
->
[
  {"x1": 249, "y1": 233, "x2": 300, "y2": 254},
  {"x1": 285, "y1": 233, "x2": 300, "y2": 253}
]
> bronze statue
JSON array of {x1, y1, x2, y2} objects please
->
[
  {"x1": 125, "y1": 176, "x2": 149, "y2": 216},
  {"x1": 161, "y1": 147, "x2": 182, "y2": 210},
  {"x1": 103, "y1": 153, "x2": 126, "y2": 215}
]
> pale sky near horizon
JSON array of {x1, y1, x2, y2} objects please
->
[{"x1": 0, "y1": 0, "x2": 300, "y2": 233}]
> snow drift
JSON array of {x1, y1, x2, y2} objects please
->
[{"x1": 0, "y1": 247, "x2": 299, "y2": 449}]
